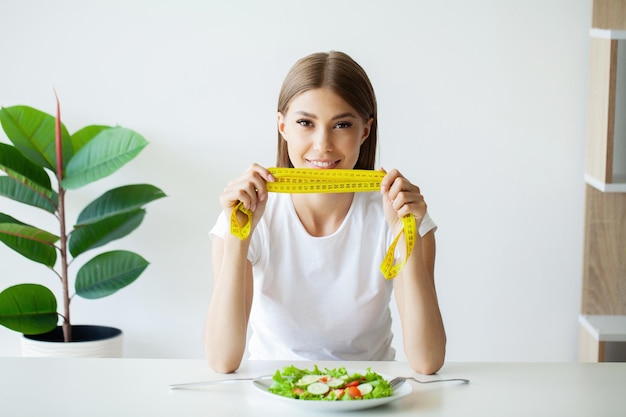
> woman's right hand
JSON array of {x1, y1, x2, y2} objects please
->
[{"x1": 219, "y1": 163, "x2": 275, "y2": 236}]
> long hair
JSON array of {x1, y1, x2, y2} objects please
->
[{"x1": 276, "y1": 51, "x2": 378, "y2": 169}]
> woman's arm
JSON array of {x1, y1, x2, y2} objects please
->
[
  {"x1": 394, "y1": 230, "x2": 446, "y2": 374},
  {"x1": 204, "y1": 235, "x2": 253, "y2": 373},
  {"x1": 204, "y1": 164, "x2": 274, "y2": 373},
  {"x1": 381, "y1": 169, "x2": 446, "y2": 374}
]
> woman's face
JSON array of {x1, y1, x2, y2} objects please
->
[{"x1": 277, "y1": 88, "x2": 373, "y2": 170}]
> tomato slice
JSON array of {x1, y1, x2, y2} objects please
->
[
  {"x1": 347, "y1": 386, "x2": 362, "y2": 398},
  {"x1": 331, "y1": 388, "x2": 345, "y2": 399}
]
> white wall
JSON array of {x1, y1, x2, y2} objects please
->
[{"x1": 0, "y1": 0, "x2": 590, "y2": 362}]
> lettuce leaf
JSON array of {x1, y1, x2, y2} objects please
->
[{"x1": 268, "y1": 365, "x2": 393, "y2": 401}]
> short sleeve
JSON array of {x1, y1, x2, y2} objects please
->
[
  {"x1": 209, "y1": 211, "x2": 229, "y2": 240},
  {"x1": 209, "y1": 211, "x2": 262, "y2": 264},
  {"x1": 419, "y1": 211, "x2": 437, "y2": 237}
]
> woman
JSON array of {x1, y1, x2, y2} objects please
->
[{"x1": 205, "y1": 51, "x2": 446, "y2": 374}]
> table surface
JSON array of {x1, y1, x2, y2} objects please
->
[{"x1": 2, "y1": 358, "x2": 625, "y2": 417}]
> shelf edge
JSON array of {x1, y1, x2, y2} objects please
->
[
  {"x1": 590, "y1": 28, "x2": 626, "y2": 39},
  {"x1": 584, "y1": 173, "x2": 626, "y2": 192}
]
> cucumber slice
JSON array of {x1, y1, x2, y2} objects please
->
[
  {"x1": 326, "y1": 378, "x2": 345, "y2": 388},
  {"x1": 357, "y1": 383, "x2": 373, "y2": 395},
  {"x1": 296, "y1": 374, "x2": 322, "y2": 386},
  {"x1": 307, "y1": 382, "x2": 330, "y2": 395}
]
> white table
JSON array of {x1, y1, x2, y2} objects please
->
[{"x1": 2, "y1": 358, "x2": 625, "y2": 416}]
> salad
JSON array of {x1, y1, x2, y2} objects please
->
[{"x1": 268, "y1": 365, "x2": 393, "y2": 401}]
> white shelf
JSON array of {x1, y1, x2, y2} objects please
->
[
  {"x1": 585, "y1": 173, "x2": 626, "y2": 192},
  {"x1": 579, "y1": 315, "x2": 626, "y2": 342},
  {"x1": 590, "y1": 28, "x2": 626, "y2": 39}
]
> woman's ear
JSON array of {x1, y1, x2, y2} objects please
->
[
  {"x1": 277, "y1": 112, "x2": 287, "y2": 140},
  {"x1": 361, "y1": 117, "x2": 374, "y2": 144}
]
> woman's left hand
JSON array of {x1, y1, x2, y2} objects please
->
[{"x1": 379, "y1": 168, "x2": 427, "y2": 233}]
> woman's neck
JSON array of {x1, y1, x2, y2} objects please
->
[{"x1": 291, "y1": 193, "x2": 355, "y2": 237}]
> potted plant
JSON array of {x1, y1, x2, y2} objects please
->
[{"x1": 0, "y1": 97, "x2": 165, "y2": 356}]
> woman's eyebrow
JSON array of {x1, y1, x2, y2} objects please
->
[
  {"x1": 294, "y1": 110, "x2": 316, "y2": 118},
  {"x1": 294, "y1": 110, "x2": 357, "y2": 120},
  {"x1": 332, "y1": 112, "x2": 358, "y2": 120}
]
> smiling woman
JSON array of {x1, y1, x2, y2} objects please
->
[
  {"x1": 275, "y1": 51, "x2": 378, "y2": 170},
  {"x1": 277, "y1": 88, "x2": 373, "y2": 171},
  {"x1": 204, "y1": 51, "x2": 446, "y2": 375}
]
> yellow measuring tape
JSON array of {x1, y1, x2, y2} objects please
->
[{"x1": 230, "y1": 168, "x2": 417, "y2": 280}]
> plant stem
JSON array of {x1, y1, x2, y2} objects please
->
[
  {"x1": 58, "y1": 187, "x2": 72, "y2": 343},
  {"x1": 55, "y1": 93, "x2": 71, "y2": 343}
]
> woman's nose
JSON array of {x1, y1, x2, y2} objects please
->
[{"x1": 313, "y1": 129, "x2": 333, "y2": 152}]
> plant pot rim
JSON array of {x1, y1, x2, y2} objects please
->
[{"x1": 23, "y1": 325, "x2": 122, "y2": 343}]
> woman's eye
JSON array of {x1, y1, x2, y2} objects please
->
[
  {"x1": 335, "y1": 121, "x2": 352, "y2": 129},
  {"x1": 296, "y1": 119, "x2": 313, "y2": 127}
]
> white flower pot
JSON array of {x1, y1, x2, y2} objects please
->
[{"x1": 22, "y1": 325, "x2": 123, "y2": 358}]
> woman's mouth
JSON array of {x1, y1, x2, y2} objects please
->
[{"x1": 306, "y1": 160, "x2": 339, "y2": 169}]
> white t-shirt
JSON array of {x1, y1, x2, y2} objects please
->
[{"x1": 210, "y1": 191, "x2": 436, "y2": 361}]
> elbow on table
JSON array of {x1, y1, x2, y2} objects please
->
[
  {"x1": 207, "y1": 356, "x2": 241, "y2": 374},
  {"x1": 204, "y1": 342, "x2": 243, "y2": 374},
  {"x1": 408, "y1": 357, "x2": 445, "y2": 375},
  {"x1": 204, "y1": 333, "x2": 245, "y2": 374},
  {"x1": 406, "y1": 345, "x2": 446, "y2": 375}
]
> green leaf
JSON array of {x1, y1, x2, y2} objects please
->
[
  {"x1": 75, "y1": 250, "x2": 149, "y2": 299},
  {"x1": 0, "y1": 142, "x2": 55, "y2": 200},
  {"x1": 0, "y1": 177, "x2": 58, "y2": 213},
  {"x1": 0, "y1": 284, "x2": 58, "y2": 334},
  {"x1": 68, "y1": 208, "x2": 146, "y2": 257},
  {"x1": 62, "y1": 127, "x2": 148, "y2": 189},
  {"x1": 70, "y1": 124, "x2": 109, "y2": 154},
  {"x1": 0, "y1": 105, "x2": 73, "y2": 171},
  {"x1": 77, "y1": 184, "x2": 166, "y2": 225},
  {"x1": 0, "y1": 214, "x2": 58, "y2": 267}
]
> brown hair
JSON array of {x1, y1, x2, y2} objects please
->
[{"x1": 276, "y1": 51, "x2": 378, "y2": 169}]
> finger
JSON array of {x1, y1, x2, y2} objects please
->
[
  {"x1": 247, "y1": 163, "x2": 275, "y2": 182},
  {"x1": 246, "y1": 164, "x2": 275, "y2": 204},
  {"x1": 220, "y1": 187, "x2": 253, "y2": 213},
  {"x1": 222, "y1": 166, "x2": 271, "y2": 212},
  {"x1": 386, "y1": 176, "x2": 418, "y2": 202},
  {"x1": 384, "y1": 177, "x2": 425, "y2": 215},
  {"x1": 395, "y1": 198, "x2": 427, "y2": 218},
  {"x1": 380, "y1": 167, "x2": 401, "y2": 194}
]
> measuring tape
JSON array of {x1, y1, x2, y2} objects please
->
[{"x1": 230, "y1": 168, "x2": 417, "y2": 280}]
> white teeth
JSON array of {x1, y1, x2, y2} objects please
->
[{"x1": 310, "y1": 161, "x2": 334, "y2": 168}]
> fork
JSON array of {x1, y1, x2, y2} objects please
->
[
  {"x1": 389, "y1": 376, "x2": 470, "y2": 389},
  {"x1": 169, "y1": 375, "x2": 273, "y2": 390}
]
